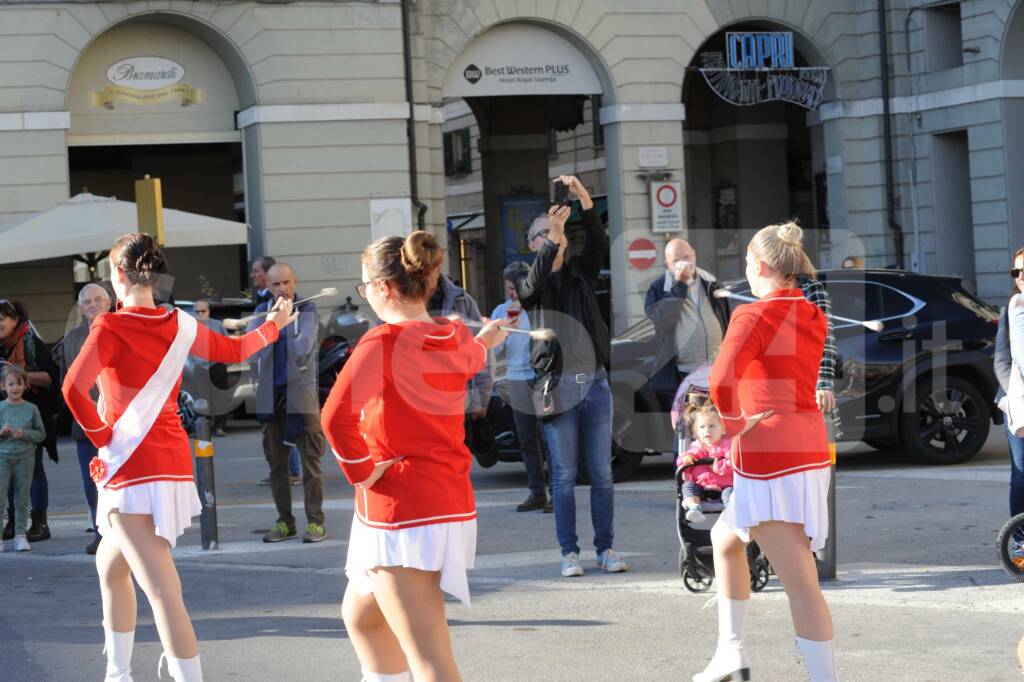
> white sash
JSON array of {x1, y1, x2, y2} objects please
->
[{"x1": 95, "y1": 309, "x2": 198, "y2": 488}]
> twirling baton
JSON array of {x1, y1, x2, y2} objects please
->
[{"x1": 713, "y1": 287, "x2": 885, "y2": 332}]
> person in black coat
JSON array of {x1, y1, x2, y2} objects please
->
[{"x1": 0, "y1": 300, "x2": 59, "y2": 542}]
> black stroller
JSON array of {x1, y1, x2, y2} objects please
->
[{"x1": 671, "y1": 365, "x2": 771, "y2": 594}]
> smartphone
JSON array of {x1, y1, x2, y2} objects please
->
[{"x1": 553, "y1": 180, "x2": 571, "y2": 207}]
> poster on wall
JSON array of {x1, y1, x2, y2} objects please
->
[{"x1": 500, "y1": 194, "x2": 548, "y2": 265}]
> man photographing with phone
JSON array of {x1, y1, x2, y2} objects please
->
[{"x1": 517, "y1": 174, "x2": 628, "y2": 578}]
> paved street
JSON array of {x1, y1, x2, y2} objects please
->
[{"x1": 2, "y1": 423, "x2": 1022, "y2": 681}]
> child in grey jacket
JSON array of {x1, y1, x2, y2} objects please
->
[{"x1": 0, "y1": 364, "x2": 45, "y2": 551}]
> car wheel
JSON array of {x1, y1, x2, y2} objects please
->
[{"x1": 900, "y1": 376, "x2": 990, "y2": 464}]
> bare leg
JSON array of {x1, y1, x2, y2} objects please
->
[
  {"x1": 105, "y1": 512, "x2": 198, "y2": 658},
  {"x1": 95, "y1": 533, "x2": 137, "y2": 631},
  {"x1": 341, "y1": 582, "x2": 409, "y2": 674},
  {"x1": 369, "y1": 567, "x2": 460, "y2": 682},
  {"x1": 710, "y1": 517, "x2": 750, "y2": 600},
  {"x1": 749, "y1": 521, "x2": 833, "y2": 640}
]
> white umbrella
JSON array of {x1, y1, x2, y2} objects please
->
[{"x1": 0, "y1": 192, "x2": 248, "y2": 265}]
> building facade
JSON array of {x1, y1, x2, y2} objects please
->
[{"x1": 0, "y1": 0, "x2": 1021, "y2": 340}]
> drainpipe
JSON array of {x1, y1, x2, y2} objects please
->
[
  {"x1": 401, "y1": 0, "x2": 428, "y2": 231},
  {"x1": 878, "y1": 0, "x2": 905, "y2": 269}
]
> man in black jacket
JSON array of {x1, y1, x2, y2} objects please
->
[{"x1": 516, "y1": 175, "x2": 627, "y2": 578}]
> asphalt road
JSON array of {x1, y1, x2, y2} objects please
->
[{"x1": 1, "y1": 423, "x2": 1021, "y2": 681}]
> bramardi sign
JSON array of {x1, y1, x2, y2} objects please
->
[
  {"x1": 698, "y1": 32, "x2": 828, "y2": 110},
  {"x1": 90, "y1": 57, "x2": 203, "y2": 109}
]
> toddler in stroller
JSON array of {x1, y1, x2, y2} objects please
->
[
  {"x1": 671, "y1": 365, "x2": 770, "y2": 594},
  {"x1": 677, "y1": 403, "x2": 733, "y2": 524}
]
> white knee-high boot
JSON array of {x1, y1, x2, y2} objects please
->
[
  {"x1": 796, "y1": 636, "x2": 838, "y2": 681},
  {"x1": 157, "y1": 653, "x2": 203, "y2": 682},
  {"x1": 360, "y1": 671, "x2": 412, "y2": 682},
  {"x1": 102, "y1": 627, "x2": 135, "y2": 682},
  {"x1": 692, "y1": 597, "x2": 750, "y2": 682}
]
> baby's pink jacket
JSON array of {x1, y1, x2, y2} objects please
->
[{"x1": 676, "y1": 437, "x2": 734, "y2": 490}]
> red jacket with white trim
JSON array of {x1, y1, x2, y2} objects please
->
[
  {"x1": 321, "y1": 318, "x2": 487, "y2": 530},
  {"x1": 709, "y1": 288, "x2": 831, "y2": 480},
  {"x1": 62, "y1": 306, "x2": 279, "y2": 490}
]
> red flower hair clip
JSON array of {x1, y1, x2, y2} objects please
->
[{"x1": 88, "y1": 457, "x2": 107, "y2": 483}]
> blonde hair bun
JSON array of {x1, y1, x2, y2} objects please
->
[{"x1": 775, "y1": 221, "x2": 803, "y2": 246}]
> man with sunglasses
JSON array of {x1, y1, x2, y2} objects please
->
[{"x1": 518, "y1": 175, "x2": 628, "y2": 578}]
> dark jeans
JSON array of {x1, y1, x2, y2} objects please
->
[
  {"x1": 1008, "y1": 424, "x2": 1024, "y2": 518},
  {"x1": 289, "y1": 447, "x2": 301, "y2": 477},
  {"x1": 7, "y1": 445, "x2": 47, "y2": 515},
  {"x1": 541, "y1": 374, "x2": 614, "y2": 556},
  {"x1": 76, "y1": 439, "x2": 99, "y2": 535},
  {"x1": 508, "y1": 379, "x2": 547, "y2": 498},
  {"x1": 263, "y1": 405, "x2": 325, "y2": 528}
]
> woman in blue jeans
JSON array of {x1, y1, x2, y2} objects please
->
[{"x1": 996, "y1": 247, "x2": 1024, "y2": 532}]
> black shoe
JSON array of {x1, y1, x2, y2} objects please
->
[
  {"x1": 516, "y1": 494, "x2": 548, "y2": 512},
  {"x1": 86, "y1": 535, "x2": 102, "y2": 555},
  {"x1": 26, "y1": 511, "x2": 50, "y2": 542},
  {"x1": 543, "y1": 499, "x2": 554, "y2": 514},
  {"x1": 2, "y1": 513, "x2": 12, "y2": 541}
]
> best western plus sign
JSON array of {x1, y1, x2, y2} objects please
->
[{"x1": 628, "y1": 238, "x2": 657, "y2": 270}]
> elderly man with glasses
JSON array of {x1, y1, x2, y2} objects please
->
[
  {"x1": 643, "y1": 239, "x2": 730, "y2": 407},
  {"x1": 59, "y1": 283, "x2": 112, "y2": 555}
]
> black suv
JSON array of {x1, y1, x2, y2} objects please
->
[{"x1": 610, "y1": 270, "x2": 1002, "y2": 478}]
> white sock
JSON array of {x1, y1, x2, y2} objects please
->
[
  {"x1": 796, "y1": 636, "x2": 838, "y2": 682},
  {"x1": 361, "y1": 671, "x2": 412, "y2": 682},
  {"x1": 102, "y1": 627, "x2": 134, "y2": 682},
  {"x1": 717, "y1": 596, "x2": 749, "y2": 652}
]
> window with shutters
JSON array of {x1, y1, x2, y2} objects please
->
[{"x1": 443, "y1": 128, "x2": 472, "y2": 177}]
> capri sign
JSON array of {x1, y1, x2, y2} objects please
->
[{"x1": 698, "y1": 32, "x2": 828, "y2": 110}]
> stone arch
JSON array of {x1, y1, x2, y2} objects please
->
[
  {"x1": 64, "y1": 10, "x2": 257, "y2": 110},
  {"x1": 1002, "y1": 0, "x2": 1024, "y2": 79}
]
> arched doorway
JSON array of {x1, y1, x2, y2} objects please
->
[
  {"x1": 440, "y1": 22, "x2": 615, "y2": 313},
  {"x1": 65, "y1": 15, "x2": 256, "y2": 300},
  {"x1": 683, "y1": 23, "x2": 837, "y2": 280}
]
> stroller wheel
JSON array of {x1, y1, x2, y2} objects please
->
[
  {"x1": 750, "y1": 561, "x2": 770, "y2": 592},
  {"x1": 683, "y1": 570, "x2": 713, "y2": 593},
  {"x1": 997, "y1": 512, "x2": 1024, "y2": 581}
]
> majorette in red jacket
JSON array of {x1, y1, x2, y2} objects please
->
[
  {"x1": 321, "y1": 318, "x2": 487, "y2": 530},
  {"x1": 63, "y1": 306, "x2": 279, "y2": 490},
  {"x1": 709, "y1": 288, "x2": 831, "y2": 480}
]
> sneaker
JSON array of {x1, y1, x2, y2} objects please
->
[
  {"x1": 2, "y1": 516, "x2": 13, "y2": 541},
  {"x1": 596, "y1": 548, "x2": 629, "y2": 573},
  {"x1": 516, "y1": 494, "x2": 547, "y2": 512},
  {"x1": 685, "y1": 506, "x2": 706, "y2": 524},
  {"x1": 289, "y1": 475, "x2": 302, "y2": 486},
  {"x1": 14, "y1": 535, "x2": 30, "y2": 552},
  {"x1": 213, "y1": 428, "x2": 227, "y2": 437},
  {"x1": 86, "y1": 535, "x2": 102, "y2": 555},
  {"x1": 303, "y1": 523, "x2": 326, "y2": 543},
  {"x1": 560, "y1": 552, "x2": 584, "y2": 577},
  {"x1": 263, "y1": 521, "x2": 297, "y2": 543}
]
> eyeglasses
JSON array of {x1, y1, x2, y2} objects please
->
[
  {"x1": 1012, "y1": 269, "x2": 1023, "y2": 279},
  {"x1": 530, "y1": 230, "x2": 550, "y2": 242},
  {"x1": 355, "y1": 281, "x2": 375, "y2": 299}
]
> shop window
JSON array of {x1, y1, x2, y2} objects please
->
[
  {"x1": 443, "y1": 128, "x2": 471, "y2": 177},
  {"x1": 591, "y1": 94, "x2": 604, "y2": 149},
  {"x1": 924, "y1": 3, "x2": 963, "y2": 72}
]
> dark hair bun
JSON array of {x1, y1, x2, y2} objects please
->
[
  {"x1": 111, "y1": 232, "x2": 169, "y2": 285},
  {"x1": 400, "y1": 231, "x2": 443, "y2": 276}
]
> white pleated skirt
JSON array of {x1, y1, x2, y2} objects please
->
[
  {"x1": 719, "y1": 467, "x2": 831, "y2": 552},
  {"x1": 97, "y1": 481, "x2": 202, "y2": 548},
  {"x1": 345, "y1": 514, "x2": 477, "y2": 607}
]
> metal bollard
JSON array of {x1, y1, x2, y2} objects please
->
[
  {"x1": 816, "y1": 413, "x2": 838, "y2": 580},
  {"x1": 192, "y1": 406, "x2": 219, "y2": 551}
]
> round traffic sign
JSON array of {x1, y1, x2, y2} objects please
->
[
  {"x1": 628, "y1": 238, "x2": 658, "y2": 270},
  {"x1": 655, "y1": 183, "x2": 678, "y2": 208}
]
